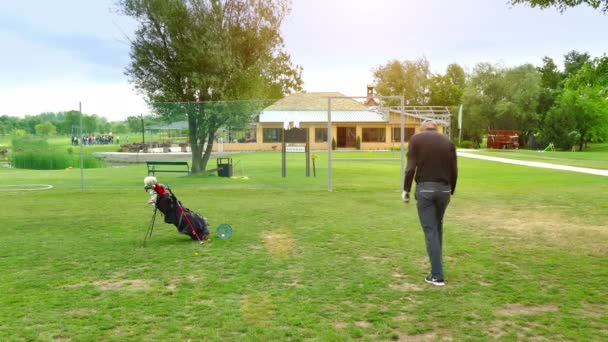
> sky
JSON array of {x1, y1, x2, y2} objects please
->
[{"x1": 0, "y1": 0, "x2": 607, "y2": 121}]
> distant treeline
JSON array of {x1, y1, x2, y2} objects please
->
[
  {"x1": 373, "y1": 50, "x2": 608, "y2": 151},
  {"x1": 0, "y1": 112, "x2": 167, "y2": 137}
]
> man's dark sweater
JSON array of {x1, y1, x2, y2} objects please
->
[{"x1": 403, "y1": 129, "x2": 458, "y2": 194}]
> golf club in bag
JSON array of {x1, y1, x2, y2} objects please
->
[{"x1": 149, "y1": 186, "x2": 210, "y2": 244}]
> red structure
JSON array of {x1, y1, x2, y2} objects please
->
[{"x1": 487, "y1": 129, "x2": 519, "y2": 149}]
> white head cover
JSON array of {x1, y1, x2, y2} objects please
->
[{"x1": 144, "y1": 176, "x2": 158, "y2": 188}]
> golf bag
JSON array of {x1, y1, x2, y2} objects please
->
[{"x1": 155, "y1": 188, "x2": 210, "y2": 241}]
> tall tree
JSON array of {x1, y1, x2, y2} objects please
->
[
  {"x1": 542, "y1": 105, "x2": 578, "y2": 150},
  {"x1": 373, "y1": 57, "x2": 431, "y2": 106},
  {"x1": 509, "y1": 0, "x2": 608, "y2": 13},
  {"x1": 428, "y1": 63, "x2": 466, "y2": 106},
  {"x1": 546, "y1": 56, "x2": 608, "y2": 150},
  {"x1": 536, "y1": 56, "x2": 564, "y2": 125},
  {"x1": 538, "y1": 56, "x2": 563, "y2": 90},
  {"x1": 111, "y1": 122, "x2": 129, "y2": 135},
  {"x1": 0, "y1": 116, "x2": 20, "y2": 136},
  {"x1": 126, "y1": 116, "x2": 145, "y2": 134},
  {"x1": 119, "y1": 0, "x2": 302, "y2": 173},
  {"x1": 21, "y1": 116, "x2": 42, "y2": 134},
  {"x1": 82, "y1": 115, "x2": 99, "y2": 134},
  {"x1": 35, "y1": 121, "x2": 57, "y2": 136},
  {"x1": 461, "y1": 63, "x2": 505, "y2": 143},
  {"x1": 563, "y1": 50, "x2": 591, "y2": 77},
  {"x1": 61, "y1": 110, "x2": 82, "y2": 136},
  {"x1": 462, "y1": 63, "x2": 543, "y2": 145},
  {"x1": 496, "y1": 64, "x2": 542, "y2": 140}
]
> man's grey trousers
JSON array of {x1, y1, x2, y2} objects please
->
[{"x1": 415, "y1": 182, "x2": 452, "y2": 279}]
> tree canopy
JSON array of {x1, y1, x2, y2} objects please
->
[
  {"x1": 372, "y1": 58, "x2": 431, "y2": 106},
  {"x1": 0, "y1": 111, "x2": 122, "y2": 137},
  {"x1": 456, "y1": 51, "x2": 608, "y2": 150},
  {"x1": 428, "y1": 63, "x2": 466, "y2": 107},
  {"x1": 545, "y1": 56, "x2": 608, "y2": 150},
  {"x1": 510, "y1": 0, "x2": 608, "y2": 13},
  {"x1": 119, "y1": 0, "x2": 303, "y2": 172}
]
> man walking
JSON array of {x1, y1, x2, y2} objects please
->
[{"x1": 403, "y1": 120, "x2": 458, "y2": 286}]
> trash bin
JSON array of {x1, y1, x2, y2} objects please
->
[{"x1": 217, "y1": 158, "x2": 233, "y2": 177}]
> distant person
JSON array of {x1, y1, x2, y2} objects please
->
[
  {"x1": 116, "y1": 136, "x2": 120, "y2": 145},
  {"x1": 126, "y1": 135, "x2": 129, "y2": 144},
  {"x1": 403, "y1": 120, "x2": 458, "y2": 287}
]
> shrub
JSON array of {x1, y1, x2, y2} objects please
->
[{"x1": 459, "y1": 140, "x2": 477, "y2": 149}]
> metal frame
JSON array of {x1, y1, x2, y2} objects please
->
[{"x1": 388, "y1": 106, "x2": 453, "y2": 138}]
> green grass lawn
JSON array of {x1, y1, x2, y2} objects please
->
[{"x1": 0, "y1": 151, "x2": 607, "y2": 341}]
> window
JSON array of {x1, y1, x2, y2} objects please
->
[
  {"x1": 263, "y1": 128, "x2": 281, "y2": 143},
  {"x1": 220, "y1": 127, "x2": 256, "y2": 143},
  {"x1": 362, "y1": 128, "x2": 385, "y2": 142},
  {"x1": 315, "y1": 128, "x2": 328, "y2": 142},
  {"x1": 392, "y1": 127, "x2": 416, "y2": 142}
]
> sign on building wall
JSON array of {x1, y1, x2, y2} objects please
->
[{"x1": 284, "y1": 127, "x2": 308, "y2": 143}]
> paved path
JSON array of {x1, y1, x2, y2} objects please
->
[{"x1": 457, "y1": 151, "x2": 608, "y2": 177}]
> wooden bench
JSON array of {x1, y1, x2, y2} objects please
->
[{"x1": 146, "y1": 161, "x2": 190, "y2": 176}]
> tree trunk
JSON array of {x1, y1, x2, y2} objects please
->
[
  {"x1": 188, "y1": 106, "x2": 207, "y2": 174},
  {"x1": 578, "y1": 129, "x2": 588, "y2": 152},
  {"x1": 189, "y1": 132, "x2": 216, "y2": 173},
  {"x1": 201, "y1": 133, "x2": 215, "y2": 171},
  {"x1": 191, "y1": 142, "x2": 204, "y2": 173}
]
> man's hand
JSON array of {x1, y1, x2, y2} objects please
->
[{"x1": 402, "y1": 191, "x2": 410, "y2": 203}]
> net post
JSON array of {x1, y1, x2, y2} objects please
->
[
  {"x1": 400, "y1": 97, "x2": 405, "y2": 192},
  {"x1": 327, "y1": 98, "x2": 332, "y2": 192}
]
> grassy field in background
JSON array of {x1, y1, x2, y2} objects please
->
[
  {"x1": 468, "y1": 143, "x2": 608, "y2": 170},
  {"x1": 1, "y1": 148, "x2": 607, "y2": 341}
]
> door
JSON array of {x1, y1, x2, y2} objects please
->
[{"x1": 337, "y1": 127, "x2": 356, "y2": 148}]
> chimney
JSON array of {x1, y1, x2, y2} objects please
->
[{"x1": 367, "y1": 85, "x2": 374, "y2": 99}]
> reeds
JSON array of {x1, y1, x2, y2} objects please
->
[{"x1": 12, "y1": 137, "x2": 104, "y2": 170}]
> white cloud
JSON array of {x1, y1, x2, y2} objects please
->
[{"x1": 0, "y1": 81, "x2": 148, "y2": 121}]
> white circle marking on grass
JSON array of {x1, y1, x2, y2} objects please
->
[{"x1": 0, "y1": 184, "x2": 54, "y2": 191}]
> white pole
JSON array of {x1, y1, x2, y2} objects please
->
[
  {"x1": 400, "y1": 97, "x2": 405, "y2": 191},
  {"x1": 327, "y1": 98, "x2": 332, "y2": 192},
  {"x1": 79, "y1": 102, "x2": 85, "y2": 192},
  {"x1": 459, "y1": 129, "x2": 462, "y2": 145},
  {"x1": 458, "y1": 104, "x2": 463, "y2": 145}
]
